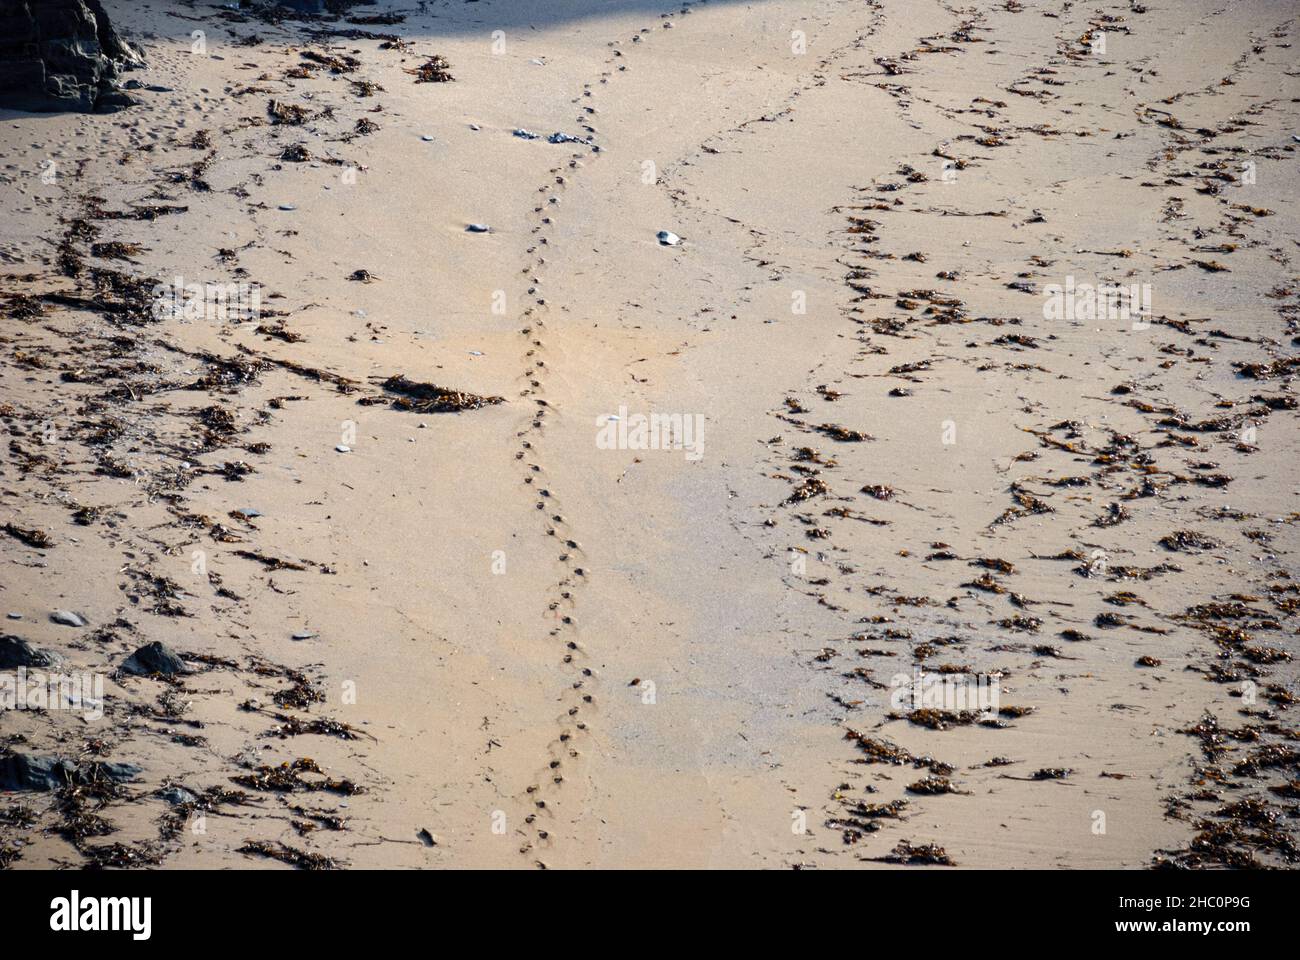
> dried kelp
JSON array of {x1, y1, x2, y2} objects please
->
[
  {"x1": 237, "y1": 840, "x2": 339, "y2": 870},
  {"x1": 379, "y1": 375, "x2": 504, "y2": 413},
  {"x1": 870, "y1": 840, "x2": 955, "y2": 865},
  {"x1": 231, "y1": 758, "x2": 362, "y2": 796},
  {"x1": 407, "y1": 55, "x2": 454, "y2": 83}
]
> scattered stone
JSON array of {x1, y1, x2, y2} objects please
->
[
  {"x1": 657, "y1": 230, "x2": 682, "y2": 246},
  {"x1": 157, "y1": 786, "x2": 198, "y2": 806},
  {"x1": 119, "y1": 641, "x2": 190, "y2": 677},
  {"x1": 49, "y1": 610, "x2": 87, "y2": 628},
  {"x1": 0, "y1": 635, "x2": 63, "y2": 669}
]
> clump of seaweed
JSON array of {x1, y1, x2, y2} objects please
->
[
  {"x1": 273, "y1": 673, "x2": 325, "y2": 710},
  {"x1": 894, "y1": 708, "x2": 983, "y2": 731},
  {"x1": 380, "y1": 375, "x2": 504, "y2": 413},
  {"x1": 407, "y1": 55, "x2": 454, "y2": 83},
  {"x1": 785, "y1": 477, "x2": 829, "y2": 504},
  {"x1": 189, "y1": 354, "x2": 266, "y2": 391},
  {"x1": 233, "y1": 550, "x2": 307, "y2": 572},
  {"x1": 80, "y1": 842, "x2": 163, "y2": 869},
  {"x1": 2, "y1": 522, "x2": 52, "y2": 549},
  {"x1": 1031, "y1": 768, "x2": 1071, "y2": 780},
  {"x1": 262, "y1": 712, "x2": 369, "y2": 741},
  {"x1": 90, "y1": 241, "x2": 143, "y2": 261},
  {"x1": 0, "y1": 804, "x2": 36, "y2": 828},
  {"x1": 267, "y1": 99, "x2": 308, "y2": 125},
  {"x1": 871, "y1": 840, "x2": 955, "y2": 865},
  {"x1": 52, "y1": 785, "x2": 115, "y2": 844},
  {"x1": 827, "y1": 796, "x2": 910, "y2": 842},
  {"x1": 1160, "y1": 530, "x2": 1219, "y2": 552},
  {"x1": 300, "y1": 49, "x2": 360, "y2": 74},
  {"x1": 906, "y1": 776, "x2": 969, "y2": 795},
  {"x1": 844, "y1": 729, "x2": 953, "y2": 773},
  {"x1": 231, "y1": 758, "x2": 362, "y2": 795},
  {"x1": 814, "y1": 423, "x2": 873, "y2": 442},
  {"x1": 996, "y1": 615, "x2": 1042, "y2": 632},
  {"x1": 237, "y1": 840, "x2": 339, "y2": 870}
]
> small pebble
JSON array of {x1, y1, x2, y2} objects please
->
[{"x1": 50, "y1": 610, "x2": 87, "y2": 627}]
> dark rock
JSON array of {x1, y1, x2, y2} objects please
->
[
  {"x1": 0, "y1": 752, "x2": 142, "y2": 792},
  {"x1": 157, "y1": 785, "x2": 197, "y2": 806},
  {"x1": 0, "y1": 754, "x2": 76, "y2": 791},
  {"x1": 0, "y1": 634, "x2": 63, "y2": 669},
  {"x1": 93, "y1": 760, "x2": 144, "y2": 783},
  {"x1": 119, "y1": 640, "x2": 189, "y2": 677},
  {"x1": 0, "y1": 0, "x2": 144, "y2": 114}
]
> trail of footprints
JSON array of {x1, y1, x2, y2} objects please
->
[{"x1": 508, "y1": 9, "x2": 702, "y2": 868}]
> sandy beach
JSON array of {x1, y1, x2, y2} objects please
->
[{"x1": 1, "y1": 0, "x2": 1298, "y2": 871}]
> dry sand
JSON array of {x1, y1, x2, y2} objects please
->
[{"x1": 1, "y1": 0, "x2": 1298, "y2": 870}]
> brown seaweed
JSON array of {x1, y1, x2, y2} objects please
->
[
  {"x1": 407, "y1": 55, "x2": 454, "y2": 83},
  {"x1": 871, "y1": 840, "x2": 955, "y2": 865},
  {"x1": 380, "y1": 375, "x2": 504, "y2": 413},
  {"x1": 237, "y1": 839, "x2": 339, "y2": 870}
]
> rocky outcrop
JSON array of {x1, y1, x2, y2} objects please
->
[
  {"x1": 0, "y1": 0, "x2": 143, "y2": 113},
  {"x1": 0, "y1": 752, "x2": 142, "y2": 792}
]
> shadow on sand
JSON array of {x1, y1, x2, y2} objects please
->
[{"x1": 272, "y1": 0, "x2": 779, "y2": 36}]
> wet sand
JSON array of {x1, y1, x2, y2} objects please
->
[{"x1": 1, "y1": 0, "x2": 1298, "y2": 870}]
